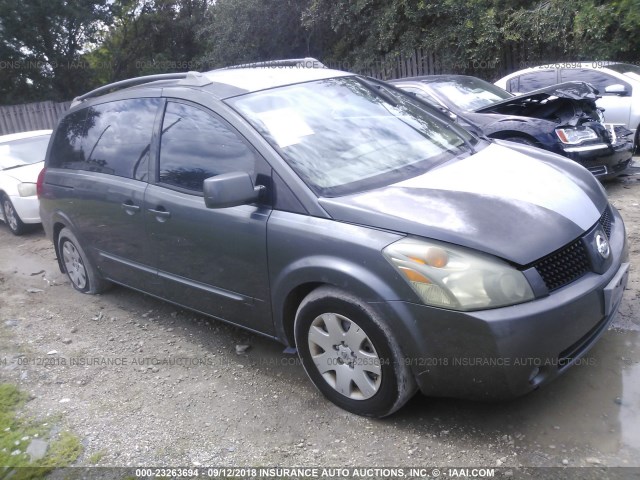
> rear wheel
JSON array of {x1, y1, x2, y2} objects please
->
[
  {"x1": 294, "y1": 286, "x2": 416, "y2": 417},
  {"x1": 1, "y1": 194, "x2": 26, "y2": 235},
  {"x1": 58, "y1": 227, "x2": 110, "y2": 294}
]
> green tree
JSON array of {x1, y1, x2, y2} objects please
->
[
  {"x1": 0, "y1": 0, "x2": 111, "y2": 103},
  {"x1": 200, "y1": 0, "x2": 316, "y2": 68},
  {"x1": 87, "y1": 0, "x2": 209, "y2": 83}
]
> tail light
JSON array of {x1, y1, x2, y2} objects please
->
[{"x1": 36, "y1": 167, "x2": 46, "y2": 198}]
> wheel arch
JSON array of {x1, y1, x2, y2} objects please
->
[
  {"x1": 49, "y1": 213, "x2": 84, "y2": 274},
  {"x1": 271, "y1": 256, "x2": 414, "y2": 348},
  {"x1": 488, "y1": 130, "x2": 541, "y2": 146}
]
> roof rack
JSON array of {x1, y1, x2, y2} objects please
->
[
  {"x1": 221, "y1": 57, "x2": 326, "y2": 70},
  {"x1": 71, "y1": 71, "x2": 212, "y2": 106}
]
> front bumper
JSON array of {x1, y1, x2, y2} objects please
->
[
  {"x1": 5, "y1": 195, "x2": 40, "y2": 224},
  {"x1": 562, "y1": 138, "x2": 634, "y2": 179},
  {"x1": 372, "y1": 208, "x2": 628, "y2": 400}
]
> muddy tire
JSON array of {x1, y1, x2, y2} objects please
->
[
  {"x1": 294, "y1": 286, "x2": 416, "y2": 417},
  {"x1": 58, "y1": 227, "x2": 111, "y2": 294}
]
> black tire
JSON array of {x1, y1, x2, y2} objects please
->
[
  {"x1": 58, "y1": 227, "x2": 110, "y2": 294},
  {"x1": 502, "y1": 136, "x2": 538, "y2": 147},
  {"x1": 1, "y1": 194, "x2": 26, "y2": 235},
  {"x1": 294, "y1": 286, "x2": 416, "y2": 417}
]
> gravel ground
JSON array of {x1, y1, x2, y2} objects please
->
[{"x1": 1, "y1": 163, "x2": 639, "y2": 471}]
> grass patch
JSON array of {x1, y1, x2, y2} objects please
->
[
  {"x1": 0, "y1": 383, "x2": 83, "y2": 479},
  {"x1": 88, "y1": 450, "x2": 105, "y2": 464}
]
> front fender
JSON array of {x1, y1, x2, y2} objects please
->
[{"x1": 266, "y1": 211, "x2": 414, "y2": 344}]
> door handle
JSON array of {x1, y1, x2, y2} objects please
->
[
  {"x1": 121, "y1": 201, "x2": 140, "y2": 215},
  {"x1": 148, "y1": 207, "x2": 171, "y2": 222}
]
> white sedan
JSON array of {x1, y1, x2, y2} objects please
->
[{"x1": 0, "y1": 130, "x2": 52, "y2": 235}]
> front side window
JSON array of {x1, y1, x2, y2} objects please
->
[
  {"x1": 560, "y1": 69, "x2": 627, "y2": 95},
  {"x1": 607, "y1": 63, "x2": 640, "y2": 81},
  {"x1": 228, "y1": 76, "x2": 478, "y2": 197},
  {"x1": 158, "y1": 102, "x2": 257, "y2": 192}
]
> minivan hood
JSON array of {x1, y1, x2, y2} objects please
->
[
  {"x1": 1, "y1": 161, "x2": 43, "y2": 183},
  {"x1": 320, "y1": 143, "x2": 607, "y2": 265}
]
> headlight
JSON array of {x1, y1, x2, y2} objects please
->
[
  {"x1": 555, "y1": 127, "x2": 598, "y2": 145},
  {"x1": 383, "y1": 237, "x2": 534, "y2": 311},
  {"x1": 17, "y1": 182, "x2": 37, "y2": 197}
]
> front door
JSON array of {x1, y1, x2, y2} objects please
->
[{"x1": 145, "y1": 100, "x2": 273, "y2": 333}]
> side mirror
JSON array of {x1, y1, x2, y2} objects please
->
[
  {"x1": 604, "y1": 84, "x2": 629, "y2": 96},
  {"x1": 203, "y1": 172, "x2": 264, "y2": 209}
]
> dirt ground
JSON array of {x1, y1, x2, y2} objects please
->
[{"x1": 1, "y1": 162, "x2": 640, "y2": 470}]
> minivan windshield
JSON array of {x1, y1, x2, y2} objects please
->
[
  {"x1": 0, "y1": 134, "x2": 51, "y2": 170},
  {"x1": 228, "y1": 76, "x2": 480, "y2": 196}
]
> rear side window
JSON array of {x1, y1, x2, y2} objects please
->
[
  {"x1": 49, "y1": 98, "x2": 160, "y2": 180},
  {"x1": 158, "y1": 102, "x2": 257, "y2": 192},
  {"x1": 49, "y1": 110, "x2": 88, "y2": 169},
  {"x1": 516, "y1": 70, "x2": 557, "y2": 92}
]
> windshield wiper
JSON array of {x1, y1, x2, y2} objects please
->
[
  {"x1": 2, "y1": 164, "x2": 28, "y2": 171},
  {"x1": 355, "y1": 77, "x2": 399, "y2": 107}
]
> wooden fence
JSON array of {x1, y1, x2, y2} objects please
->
[
  {"x1": 326, "y1": 47, "x2": 520, "y2": 82},
  {"x1": 0, "y1": 100, "x2": 70, "y2": 136}
]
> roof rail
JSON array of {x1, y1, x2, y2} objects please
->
[
  {"x1": 221, "y1": 57, "x2": 326, "y2": 70},
  {"x1": 71, "y1": 71, "x2": 211, "y2": 106}
]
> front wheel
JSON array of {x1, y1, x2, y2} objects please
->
[
  {"x1": 58, "y1": 227, "x2": 110, "y2": 294},
  {"x1": 2, "y1": 195, "x2": 26, "y2": 235},
  {"x1": 294, "y1": 286, "x2": 416, "y2": 417}
]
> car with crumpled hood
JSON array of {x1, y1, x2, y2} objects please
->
[
  {"x1": 495, "y1": 62, "x2": 640, "y2": 150},
  {"x1": 38, "y1": 60, "x2": 630, "y2": 417},
  {"x1": 391, "y1": 75, "x2": 634, "y2": 179}
]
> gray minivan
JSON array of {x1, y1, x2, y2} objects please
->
[{"x1": 38, "y1": 60, "x2": 629, "y2": 417}]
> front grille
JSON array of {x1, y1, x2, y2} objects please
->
[
  {"x1": 528, "y1": 207, "x2": 612, "y2": 292},
  {"x1": 533, "y1": 240, "x2": 590, "y2": 292},
  {"x1": 599, "y1": 208, "x2": 612, "y2": 238}
]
